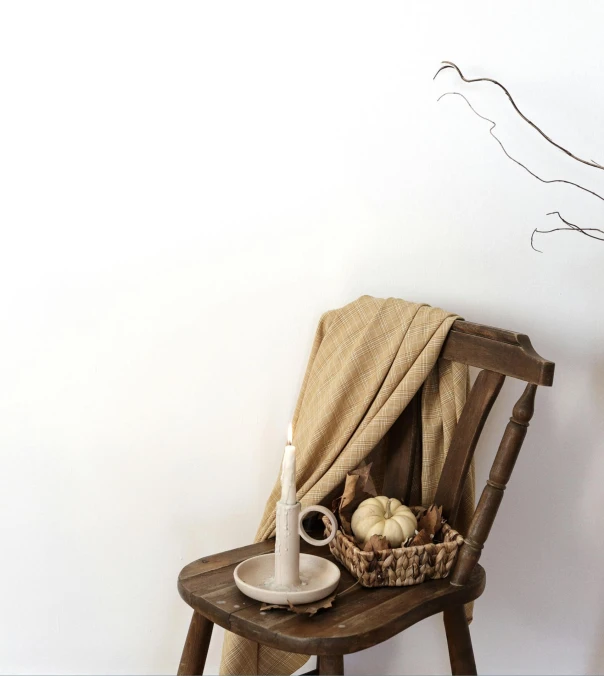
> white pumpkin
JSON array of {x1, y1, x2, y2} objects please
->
[{"x1": 351, "y1": 496, "x2": 417, "y2": 547}]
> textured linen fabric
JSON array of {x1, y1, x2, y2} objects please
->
[{"x1": 220, "y1": 296, "x2": 472, "y2": 676}]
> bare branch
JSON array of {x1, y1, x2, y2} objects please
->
[
  {"x1": 437, "y1": 92, "x2": 604, "y2": 203},
  {"x1": 530, "y1": 229, "x2": 544, "y2": 253},
  {"x1": 544, "y1": 211, "x2": 604, "y2": 241},
  {"x1": 437, "y1": 91, "x2": 604, "y2": 252},
  {"x1": 434, "y1": 61, "x2": 604, "y2": 171},
  {"x1": 531, "y1": 211, "x2": 604, "y2": 253},
  {"x1": 435, "y1": 65, "x2": 604, "y2": 252}
]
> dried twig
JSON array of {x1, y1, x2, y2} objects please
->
[
  {"x1": 437, "y1": 92, "x2": 604, "y2": 205},
  {"x1": 531, "y1": 211, "x2": 604, "y2": 253},
  {"x1": 437, "y1": 90, "x2": 604, "y2": 252},
  {"x1": 435, "y1": 63, "x2": 604, "y2": 251},
  {"x1": 434, "y1": 60, "x2": 604, "y2": 170},
  {"x1": 336, "y1": 579, "x2": 361, "y2": 597}
]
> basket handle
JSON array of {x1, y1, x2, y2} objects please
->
[{"x1": 298, "y1": 505, "x2": 338, "y2": 547}]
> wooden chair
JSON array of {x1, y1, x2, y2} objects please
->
[{"x1": 177, "y1": 320, "x2": 555, "y2": 675}]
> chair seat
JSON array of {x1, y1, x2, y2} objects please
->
[{"x1": 178, "y1": 538, "x2": 486, "y2": 656}]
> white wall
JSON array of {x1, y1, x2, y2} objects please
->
[{"x1": 2, "y1": 2, "x2": 604, "y2": 674}]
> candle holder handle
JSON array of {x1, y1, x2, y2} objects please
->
[{"x1": 298, "y1": 505, "x2": 338, "y2": 547}]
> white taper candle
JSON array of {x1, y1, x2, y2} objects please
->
[
  {"x1": 280, "y1": 422, "x2": 297, "y2": 505},
  {"x1": 275, "y1": 423, "x2": 300, "y2": 586}
]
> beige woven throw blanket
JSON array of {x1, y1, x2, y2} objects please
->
[{"x1": 220, "y1": 295, "x2": 472, "y2": 676}]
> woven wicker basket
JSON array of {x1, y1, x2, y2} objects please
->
[{"x1": 323, "y1": 508, "x2": 464, "y2": 588}]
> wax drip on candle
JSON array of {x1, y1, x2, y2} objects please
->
[{"x1": 280, "y1": 423, "x2": 297, "y2": 505}]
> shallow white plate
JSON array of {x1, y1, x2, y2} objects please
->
[{"x1": 233, "y1": 553, "x2": 341, "y2": 605}]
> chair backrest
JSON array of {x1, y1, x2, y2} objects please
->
[{"x1": 383, "y1": 319, "x2": 555, "y2": 586}]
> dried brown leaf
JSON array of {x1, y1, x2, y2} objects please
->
[
  {"x1": 363, "y1": 534, "x2": 390, "y2": 553},
  {"x1": 352, "y1": 464, "x2": 377, "y2": 496},
  {"x1": 337, "y1": 463, "x2": 377, "y2": 535},
  {"x1": 259, "y1": 602, "x2": 286, "y2": 612},
  {"x1": 414, "y1": 506, "x2": 427, "y2": 520},
  {"x1": 287, "y1": 593, "x2": 336, "y2": 616},
  {"x1": 418, "y1": 504, "x2": 444, "y2": 536},
  {"x1": 260, "y1": 593, "x2": 337, "y2": 617},
  {"x1": 338, "y1": 474, "x2": 359, "y2": 512},
  {"x1": 410, "y1": 528, "x2": 433, "y2": 546}
]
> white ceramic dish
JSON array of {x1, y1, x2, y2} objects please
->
[{"x1": 233, "y1": 553, "x2": 341, "y2": 605}]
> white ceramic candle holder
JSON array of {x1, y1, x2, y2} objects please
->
[{"x1": 234, "y1": 503, "x2": 341, "y2": 605}]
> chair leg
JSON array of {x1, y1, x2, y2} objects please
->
[
  {"x1": 443, "y1": 606, "x2": 477, "y2": 676},
  {"x1": 177, "y1": 611, "x2": 214, "y2": 675},
  {"x1": 317, "y1": 654, "x2": 344, "y2": 675}
]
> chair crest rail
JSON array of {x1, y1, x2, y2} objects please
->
[{"x1": 442, "y1": 320, "x2": 554, "y2": 386}]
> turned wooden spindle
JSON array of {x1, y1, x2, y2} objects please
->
[{"x1": 451, "y1": 383, "x2": 537, "y2": 586}]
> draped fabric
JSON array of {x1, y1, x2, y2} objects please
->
[{"x1": 220, "y1": 296, "x2": 472, "y2": 675}]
